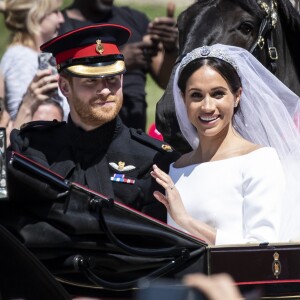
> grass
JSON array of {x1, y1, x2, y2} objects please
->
[{"x1": 0, "y1": 1, "x2": 188, "y2": 131}]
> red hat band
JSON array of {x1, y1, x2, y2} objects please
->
[{"x1": 55, "y1": 42, "x2": 120, "y2": 65}]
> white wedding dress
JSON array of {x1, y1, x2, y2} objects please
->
[{"x1": 168, "y1": 147, "x2": 284, "y2": 245}]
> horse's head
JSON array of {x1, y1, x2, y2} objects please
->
[
  {"x1": 178, "y1": 0, "x2": 300, "y2": 85},
  {"x1": 179, "y1": 0, "x2": 258, "y2": 51},
  {"x1": 155, "y1": 0, "x2": 300, "y2": 153},
  {"x1": 177, "y1": 0, "x2": 277, "y2": 69}
]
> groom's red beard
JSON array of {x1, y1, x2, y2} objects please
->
[{"x1": 72, "y1": 94, "x2": 123, "y2": 127}]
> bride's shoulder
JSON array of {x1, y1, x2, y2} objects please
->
[
  {"x1": 240, "y1": 141, "x2": 262, "y2": 155},
  {"x1": 241, "y1": 141, "x2": 277, "y2": 160}
]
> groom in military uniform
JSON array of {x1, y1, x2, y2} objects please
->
[
  {"x1": 6, "y1": 24, "x2": 179, "y2": 220},
  {"x1": 2, "y1": 24, "x2": 179, "y2": 297}
]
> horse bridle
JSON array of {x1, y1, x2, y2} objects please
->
[{"x1": 250, "y1": 0, "x2": 279, "y2": 73}]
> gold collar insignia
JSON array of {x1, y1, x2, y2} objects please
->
[{"x1": 162, "y1": 144, "x2": 173, "y2": 152}]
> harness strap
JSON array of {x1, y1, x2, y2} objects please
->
[{"x1": 250, "y1": 0, "x2": 278, "y2": 74}]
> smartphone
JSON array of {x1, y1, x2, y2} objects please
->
[{"x1": 37, "y1": 53, "x2": 61, "y2": 102}]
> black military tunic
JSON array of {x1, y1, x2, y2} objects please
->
[
  {"x1": 7, "y1": 116, "x2": 179, "y2": 219},
  {"x1": 2, "y1": 117, "x2": 181, "y2": 297}
]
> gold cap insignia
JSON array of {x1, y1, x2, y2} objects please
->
[
  {"x1": 96, "y1": 39, "x2": 104, "y2": 55},
  {"x1": 162, "y1": 144, "x2": 173, "y2": 152}
]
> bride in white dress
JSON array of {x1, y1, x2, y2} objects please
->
[{"x1": 151, "y1": 44, "x2": 300, "y2": 245}]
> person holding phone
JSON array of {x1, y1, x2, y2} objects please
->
[
  {"x1": 0, "y1": 0, "x2": 68, "y2": 123},
  {"x1": 0, "y1": 68, "x2": 13, "y2": 146}
]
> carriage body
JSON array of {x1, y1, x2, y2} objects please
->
[
  {"x1": 207, "y1": 243, "x2": 300, "y2": 298},
  {"x1": 2, "y1": 148, "x2": 300, "y2": 299}
]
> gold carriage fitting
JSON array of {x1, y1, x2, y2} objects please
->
[{"x1": 3, "y1": 151, "x2": 300, "y2": 299}]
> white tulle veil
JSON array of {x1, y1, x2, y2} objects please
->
[{"x1": 173, "y1": 44, "x2": 300, "y2": 242}]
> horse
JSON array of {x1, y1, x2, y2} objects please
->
[{"x1": 156, "y1": 0, "x2": 300, "y2": 153}]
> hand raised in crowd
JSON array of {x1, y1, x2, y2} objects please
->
[
  {"x1": 0, "y1": 95, "x2": 13, "y2": 146},
  {"x1": 121, "y1": 39, "x2": 159, "y2": 71},
  {"x1": 183, "y1": 273, "x2": 244, "y2": 300},
  {"x1": 147, "y1": 1, "x2": 178, "y2": 53},
  {"x1": 14, "y1": 69, "x2": 59, "y2": 129},
  {"x1": 21, "y1": 69, "x2": 59, "y2": 112},
  {"x1": 0, "y1": 96, "x2": 9, "y2": 126},
  {"x1": 0, "y1": 108, "x2": 11, "y2": 129}
]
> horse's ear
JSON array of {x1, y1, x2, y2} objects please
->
[{"x1": 177, "y1": 10, "x2": 187, "y2": 52}]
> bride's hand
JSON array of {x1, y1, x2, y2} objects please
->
[
  {"x1": 151, "y1": 164, "x2": 189, "y2": 227},
  {"x1": 151, "y1": 164, "x2": 216, "y2": 245}
]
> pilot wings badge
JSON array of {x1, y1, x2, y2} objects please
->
[{"x1": 109, "y1": 161, "x2": 136, "y2": 172}]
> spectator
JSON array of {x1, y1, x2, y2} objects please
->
[
  {"x1": 58, "y1": 0, "x2": 179, "y2": 131},
  {"x1": 183, "y1": 273, "x2": 246, "y2": 300},
  {"x1": 32, "y1": 99, "x2": 64, "y2": 122},
  {"x1": 0, "y1": 68, "x2": 13, "y2": 144},
  {"x1": 13, "y1": 72, "x2": 65, "y2": 130},
  {"x1": 151, "y1": 44, "x2": 300, "y2": 245},
  {"x1": 0, "y1": 67, "x2": 4, "y2": 99},
  {"x1": 0, "y1": 0, "x2": 69, "y2": 121},
  {"x1": 0, "y1": 68, "x2": 6, "y2": 124},
  {"x1": 1, "y1": 67, "x2": 63, "y2": 145}
]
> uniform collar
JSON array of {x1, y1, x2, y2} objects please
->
[{"x1": 67, "y1": 116, "x2": 123, "y2": 150}]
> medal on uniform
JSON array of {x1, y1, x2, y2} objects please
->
[{"x1": 110, "y1": 173, "x2": 135, "y2": 184}]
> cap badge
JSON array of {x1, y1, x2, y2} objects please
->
[
  {"x1": 109, "y1": 161, "x2": 136, "y2": 172},
  {"x1": 96, "y1": 39, "x2": 104, "y2": 55}
]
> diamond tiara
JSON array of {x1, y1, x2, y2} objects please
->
[{"x1": 179, "y1": 45, "x2": 238, "y2": 73}]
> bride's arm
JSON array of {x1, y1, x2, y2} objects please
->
[{"x1": 151, "y1": 164, "x2": 216, "y2": 245}]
